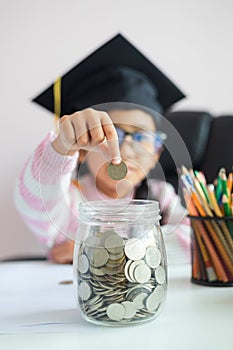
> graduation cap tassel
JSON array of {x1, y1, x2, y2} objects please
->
[{"x1": 53, "y1": 77, "x2": 61, "y2": 134}]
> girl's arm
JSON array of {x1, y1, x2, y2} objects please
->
[
  {"x1": 14, "y1": 132, "x2": 82, "y2": 251},
  {"x1": 15, "y1": 109, "x2": 121, "y2": 263}
]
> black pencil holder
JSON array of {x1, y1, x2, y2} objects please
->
[{"x1": 189, "y1": 215, "x2": 233, "y2": 287}]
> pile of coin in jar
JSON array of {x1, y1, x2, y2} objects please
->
[{"x1": 76, "y1": 229, "x2": 166, "y2": 324}]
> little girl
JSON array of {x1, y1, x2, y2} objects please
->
[{"x1": 15, "y1": 35, "x2": 190, "y2": 263}]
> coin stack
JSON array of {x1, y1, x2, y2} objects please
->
[{"x1": 76, "y1": 229, "x2": 166, "y2": 324}]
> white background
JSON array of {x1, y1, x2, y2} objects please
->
[{"x1": 1, "y1": 0, "x2": 233, "y2": 259}]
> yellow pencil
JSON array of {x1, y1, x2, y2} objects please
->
[
  {"x1": 193, "y1": 178, "x2": 213, "y2": 216},
  {"x1": 207, "y1": 184, "x2": 222, "y2": 217}
]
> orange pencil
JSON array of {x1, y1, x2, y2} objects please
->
[
  {"x1": 193, "y1": 178, "x2": 212, "y2": 215},
  {"x1": 191, "y1": 191, "x2": 209, "y2": 216},
  {"x1": 207, "y1": 184, "x2": 222, "y2": 217},
  {"x1": 192, "y1": 238, "x2": 200, "y2": 280},
  {"x1": 227, "y1": 172, "x2": 233, "y2": 194}
]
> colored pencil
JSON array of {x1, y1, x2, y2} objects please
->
[{"x1": 181, "y1": 166, "x2": 233, "y2": 283}]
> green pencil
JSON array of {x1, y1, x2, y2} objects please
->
[
  {"x1": 220, "y1": 172, "x2": 229, "y2": 197},
  {"x1": 222, "y1": 194, "x2": 233, "y2": 238}
]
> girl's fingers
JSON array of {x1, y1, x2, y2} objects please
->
[
  {"x1": 72, "y1": 116, "x2": 90, "y2": 148},
  {"x1": 87, "y1": 124, "x2": 106, "y2": 146},
  {"x1": 59, "y1": 115, "x2": 76, "y2": 147},
  {"x1": 95, "y1": 138, "x2": 110, "y2": 158},
  {"x1": 84, "y1": 110, "x2": 106, "y2": 147},
  {"x1": 57, "y1": 110, "x2": 122, "y2": 163},
  {"x1": 101, "y1": 113, "x2": 122, "y2": 164},
  {"x1": 72, "y1": 110, "x2": 106, "y2": 150}
]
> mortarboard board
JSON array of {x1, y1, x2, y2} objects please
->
[{"x1": 32, "y1": 33, "x2": 185, "y2": 118}]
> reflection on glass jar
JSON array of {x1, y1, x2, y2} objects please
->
[{"x1": 73, "y1": 199, "x2": 167, "y2": 326}]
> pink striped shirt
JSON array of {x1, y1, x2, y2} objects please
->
[{"x1": 15, "y1": 132, "x2": 190, "y2": 259}]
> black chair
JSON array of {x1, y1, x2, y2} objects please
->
[
  {"x1": 153, "y1": 111, "x2": 233, "y2": 192},
  {"x1": 201, "y1": 115, "x2": 233, "y2": 183}
]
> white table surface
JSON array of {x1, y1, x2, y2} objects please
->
[{"x1": 0, "y1": 261, "x2": 233, "y2": 350}]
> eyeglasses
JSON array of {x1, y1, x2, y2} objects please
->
[{"x1": 115, "y1": 126, "x2": 167, "y2": 152}]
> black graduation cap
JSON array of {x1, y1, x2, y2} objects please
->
[{"x1": 32, "y1": 33, "x2": 185, "y2": 117}]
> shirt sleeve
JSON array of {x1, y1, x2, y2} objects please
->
[{"x1": 14, "y1": 132, "x2": 82, "y2": 250}]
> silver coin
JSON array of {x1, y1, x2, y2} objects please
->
[
  {"x1": 107, "y1": 161, "x2": 128, "y2": 180},
  {"x1": 128, "y1": 260, "x2": 144, "y2": 282},
  {"x1": 126, "y1": 284, "x2": 152, "y2": 300},
  {"x1": 87, "y1": 295, "x2": 103, "y2": 306},
  {"x1": 108, "y1": 251, "x2": 125, "y2": 261},
  {"x1": 133, "y1": 263, "x2": 151, "y2": 284},
  {"x1": 113, "y1": 296, "x2": 125, "y2": 303},
  {"x1": 124, "y1": 238, "x2": 146, "y2": 260},
  {"x1": 84, "y1": 236, "x2": 102, "y2": 249},
  {"x1": 142, "y1": 235, "x2": 159, "y2": 248},
  {"x1": 101, "y1": 266, "x2": 123, "y2": 276},
  {"x1": 126, "y1": 285, "x2": 151, "y2": 300},
  {"x1": 134, "y1": 312, "x2": 149, "y2": 318},
  {"x1": 88, "y1": 300, "x2": 104, "y2": 312},
  {"x1": 88, "y1": 247, "x2": 109, "y2": 268},
  {"x1": 94, "y1": 312, "x2": 107, "y2": 319},
  {"x1": 155, "y1": 265, "x2": 166, "y2": 284},
  {"x1": 89, "y1": 278, "x2": 102, "y2": 288},
  {"x1": 106, "y1": 303, "x2": 125, "y2": 321},
  {"x1": 104, "y1": 234, "x2": 125, "y2": 254},
  {"x1": 121, "y1": 301, "x2": 137, "y2": 319},
  {"x1": 145, "y1": 293, "x2": 160, "y2": 312},
  {"x1": 99, "y1": 230, "x2": 115, "y2": 245},
  {"x1": 154, "y1": 285, "x2": 165, "y2": 301},
  {"x1": 79, "y1": 281, "x2": 92, "y2": 301},
  {"x1": 78, "y1": 254, "x2": 89, "y2": 274},
  {"x1": 132, "y1": 292, "x2": 148, "y2": 309},
  {"x1": 106, "y1": 258, "x2": 125, "y2": 268},
  {"x1": 145, "y1": 246, "x2": 161, "y2": 268},
  {"x1": 98, "y1": 306, "x2": 107, "y2": 312},
  {"x1": 89, "y1": 265, "x2": 105, "y2": 276},
  {"x1": 106, "y1": 275, "x2": 126, "y2": 283},
  {"x1": 124, "y1": 259, "x2": 135, "y2": 283}
]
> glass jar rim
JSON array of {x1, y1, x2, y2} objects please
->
[{"x1": 79, "y1": 199, "x2": 160, "y2": 224}]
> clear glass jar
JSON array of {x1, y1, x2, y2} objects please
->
[{"x1": 73, "y1": 199, "x2": 167, "y2": 326}]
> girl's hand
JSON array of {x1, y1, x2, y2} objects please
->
[
  {"x1": 52, "y1": 108, "x2": 121, "y2": 164},
  {"x1": 49, "y1": 240, "x2": 74, "y2": 264}
]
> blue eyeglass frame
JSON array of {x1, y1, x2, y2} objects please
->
[{"x1": 115, "y1": 126, "x2": 167, "y2": 151}]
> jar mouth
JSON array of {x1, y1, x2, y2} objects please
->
[
  {"x1": 79, "y1": 199, "x2": 160, "y2": 224},
  {"x1": 80, "y1": 199, "x2": 159, "y2": 212}
]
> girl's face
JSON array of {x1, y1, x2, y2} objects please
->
[{"x1": 85, "y1": 109, "x2": 160, "y2": 198}]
